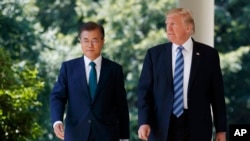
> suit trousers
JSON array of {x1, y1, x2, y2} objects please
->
[
  {"x1": 88, "y1": 127, "x2": 94, "y2": 141},
  {"x1": 167, "y1": 109, "x2": 190, "y2": 141}
]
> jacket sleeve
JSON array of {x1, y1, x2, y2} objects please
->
[
  {"x1": 137, "y1": 50, "x2": 154, "y2": 126},
  {"x1": 210, "y1": 50, "x2": 227, "y2": 132},
  {"x1": 50, "y1": 62, "x2": 67, "y2": 125}
]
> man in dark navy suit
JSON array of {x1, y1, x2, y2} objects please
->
[
  {"x1": 137, "y1": 8, "x2": 227, "y2": 141},
  {"x1": 50, "y1": 22, "x2": 129, "y2": 141}
]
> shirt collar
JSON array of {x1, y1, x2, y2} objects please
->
[
  {"x1": 84, "y1": 55, "x2": 102, "y2": 67},
  {"x1": 172, "y1": 37, "x2": 193, "y2": 52}
]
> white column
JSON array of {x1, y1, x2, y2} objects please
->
[{"x1": 178, "y1": 0, "x2": 214, "y2": 47}]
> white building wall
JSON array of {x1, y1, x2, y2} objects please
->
[{"x1": 178, "y1": 0, "x2": 214, "y2": 47}]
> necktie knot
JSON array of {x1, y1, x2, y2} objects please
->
[
  {"x1": 177, "y1": 46, "x2": 184, "y2": 52},
  {"x1": 89, "y1": 61, "x2": 96, "y2": 68}
]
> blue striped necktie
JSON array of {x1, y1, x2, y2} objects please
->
[
  {"x1": 173, "y1": 46, "x2": 184, "y2": 118},
  {"x1": 89, "y1": 62, "x2": 97, "y2": 100}
]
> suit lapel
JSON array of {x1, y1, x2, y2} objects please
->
[
  {"x1": 161, "y1": 43, "x2": 174, "y2": 90},
  {"x1": 188, "y1": 41, "x2": 201, "y2": 93}
]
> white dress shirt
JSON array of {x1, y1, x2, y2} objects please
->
[{"x1": 172, "y1": 37, "x2": 193, "y2": 109}]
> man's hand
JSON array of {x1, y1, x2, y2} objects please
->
[
  {"x1": 54, "y1": 122, "x2": 64, "y2": 140},
  {"x1": 215, "y1": 132, "x2": 226, "y2": 141},
  {"x1": 138, "y1": 124, "x2": 151, "y2": 140}
]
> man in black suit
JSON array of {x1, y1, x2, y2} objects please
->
[
  {"x1": 50, "y1": 22, "x2": 129, "y2": 141},
  {"x1": 137, "y1": 8, "x2": 227, "y2": 141}
]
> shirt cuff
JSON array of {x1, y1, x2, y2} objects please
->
[
  {"x1": 120, "y1": 139, "x2": 129, "y2": 141},
  {"x1": 53, "y1": 121, "x2": 63, "y2": 128}
]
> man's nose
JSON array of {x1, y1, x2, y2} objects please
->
[
  {"x1": 87, "y1": 41, "x2": 93, "y2": 47},
  {"x1": 167, "y1": 25, "x2": 172, "y2": 31}
]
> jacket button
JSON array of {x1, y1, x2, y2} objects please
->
[{"x1": 88, "y1": 120, "x2": 91, "y2": 123}]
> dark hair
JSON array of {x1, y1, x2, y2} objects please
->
[{"x1": 79, "y1": 21, "x2": 105, "y2": 39}]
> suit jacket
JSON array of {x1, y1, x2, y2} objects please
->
[
  {"x1": 138, "y1": 40, "x2": 227, "y2": 141},
  {"x1": 50, "y1": 56, "x2": 129, "y2": 141}
]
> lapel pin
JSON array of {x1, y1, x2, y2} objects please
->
[{"x1": 196, "y1": 52, "x2": 200, "y2": 55}]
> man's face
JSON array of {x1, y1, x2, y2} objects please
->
[
  {"x1": 80, "y1": 29, "x2": 104, "y2": 60},
  {"x1": 165, "y1": 14, "x2": 191, "y2": 45}
]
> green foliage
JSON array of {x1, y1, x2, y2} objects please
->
[
  {"x1": 220, "y1": 46, "x2": 250, "y2": 124},
  {"x1": 35, "y1": 0, "x2": 78, "y2": 35},
  {"x1": 0, "y1": 0, "x2": 43, "y2": 61},
  {"x1": 215, "y1": 0, "x2": 250, "y2": 52},
  {"x1": 0, "y1": 48, "x2": 44, "y2": 141},
  {"x1": 215, "y1": 0, "x2": 250, "y2": 126}
]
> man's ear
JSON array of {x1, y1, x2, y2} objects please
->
[{"x1": 186, "y1": 24, "x2": 193, "y2": 34}]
